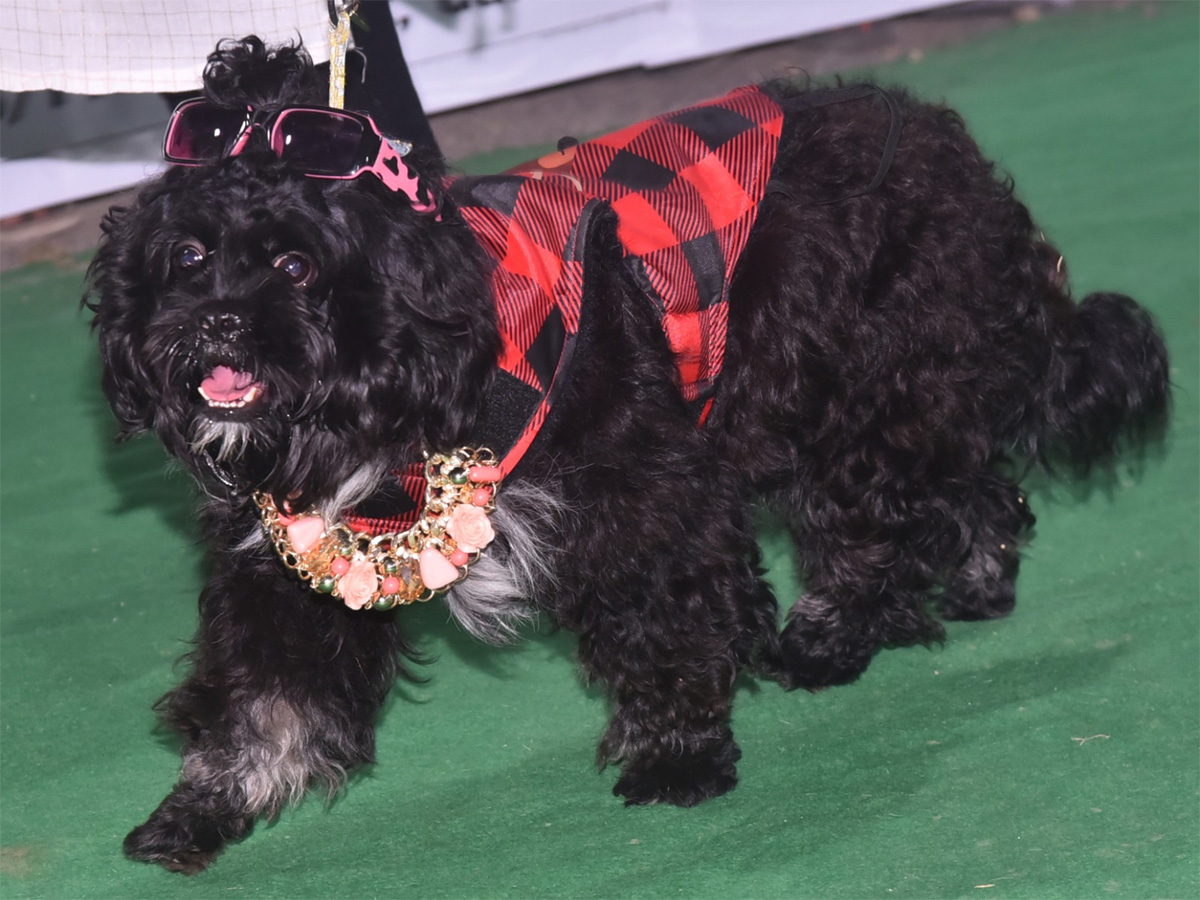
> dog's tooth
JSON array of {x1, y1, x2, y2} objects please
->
[{"x1": 198, "y1": 386, "x2": 261, "y2": 410}]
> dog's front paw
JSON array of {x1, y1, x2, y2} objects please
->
[
  {"x1": 124, "y1": 818, "x2": 223, "y2": 875},
  {"x1": 124, "y1": 786, "x2": 253, "y2": 874},
  {"x1": 613, "y1": 739, "x2": 740, "y2": 807}
]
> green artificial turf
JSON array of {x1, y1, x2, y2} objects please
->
[{"x1": 2, "y1": 4, "x2": 1197, "y2": 898}]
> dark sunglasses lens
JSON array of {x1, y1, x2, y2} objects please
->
[
  {"x1": 274, "y1": 111, "x2": 365, "y2": 175},
  {"x1": 166, "y1": 104, "x2": 244, "y2": 161}
]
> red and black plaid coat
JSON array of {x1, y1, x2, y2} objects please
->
[
  {"x1": 344, "y1": 86, "x2": 785, "y2": 536},
  {"x1": 458, "y1": 85, "x2": 783, "y2": 450}
]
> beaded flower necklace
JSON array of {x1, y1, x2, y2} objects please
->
[{"x1": 255, "y1": 447, "x2": 501, "y2": 611}]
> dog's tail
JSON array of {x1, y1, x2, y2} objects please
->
[{"x1": 1028, "y1": 288, "x2": 1170, "y2": 471}]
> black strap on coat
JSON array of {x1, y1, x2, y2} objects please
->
[{"x1": 765, "y1": 84, "x2": 903, "y2": 206}]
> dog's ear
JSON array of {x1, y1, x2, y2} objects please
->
[
  {"x1": 84, "y1": 206, "x2": 157, "y2": 438},
  {"x1": 317, "y1": 193, "x2": 500, "y2": 452},
  {"x1": 397, "y1": 221, "x2": 501, "y2": 444},
  {"x1": 97, "y1": 328, "x2": 156, "y2": 439}
]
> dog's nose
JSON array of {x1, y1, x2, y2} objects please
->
[{"x1": 197, "y1": 310, "x2": 245, "y2": 338}]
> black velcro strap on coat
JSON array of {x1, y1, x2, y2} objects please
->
[{"x1": 766, "y1": 84, "x2": 904, "y2": 206}]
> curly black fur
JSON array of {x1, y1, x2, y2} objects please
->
[{"x1": 85, "y1": 38, "x2": 1169, "y2": 873}]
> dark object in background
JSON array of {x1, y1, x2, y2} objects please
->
[{"x1": 346, "y1": 1, "x2": 439, "y2": 152}]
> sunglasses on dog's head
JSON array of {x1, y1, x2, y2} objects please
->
[{"x1": 163, "y1": 98, "x2": 436, "y2": 213}]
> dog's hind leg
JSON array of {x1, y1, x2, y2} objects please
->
[
  {"x1": 776, "y1": 484, "x2": 949, "y2": 690},
  {"x1": 123, "y1": 556, "x2": 408, "y2": 874}
]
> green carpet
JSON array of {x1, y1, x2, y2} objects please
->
[{"x1": 2, "y1": 5, "x2": 1196, "y2": 898}]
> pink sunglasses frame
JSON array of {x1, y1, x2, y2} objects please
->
[{"x1": 163, "y1": 98, "x2": 435, "y2": 213}]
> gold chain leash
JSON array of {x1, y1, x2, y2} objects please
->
[{"x1": 327, "y1": 1, "x2": 356, "y2": 109}]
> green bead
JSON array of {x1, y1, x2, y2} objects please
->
[
  {"x1": 382, "y1": 558, "x2": 400, "y2": 575},
  {"x1": 448, "y1": 467, "x2": 469, "y2": 485},
  {"x1": 316, "y1": 575, "x2": 336, "y2": 594},
  {"x1": 372, "y1": 596, "x2": 394, "y2": 611}
]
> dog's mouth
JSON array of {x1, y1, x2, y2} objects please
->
[{"x1": 197, "y1": 365, "x2": 266, "y2": 411}]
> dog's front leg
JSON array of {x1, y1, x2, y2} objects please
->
[
  {"x1": 579, "y1": 538, "x2": 769, "y2": 807},
  {"x1": 556, "y1": 460, "x2": 775, "y2": 807},
  {"x1": 124, "y1": 554, "x2": 405, "y2": 873}
]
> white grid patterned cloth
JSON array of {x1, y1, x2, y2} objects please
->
[{"x1": 0, "y1": 0, "x2": 332, "y2": 94}]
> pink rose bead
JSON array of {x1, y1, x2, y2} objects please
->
[
  {"x1": 337, "y1": 558, "x2": 378, "y2": 610},
  {"x1": 445, "y1": 505, "x2": 495, "y2": 554}
]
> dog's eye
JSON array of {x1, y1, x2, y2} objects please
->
[
  {"x1": 175, "y1": 241, "x2": 207, "y2": 270},
  {"x1": 272, "y1": 251, "x2": 316, "y2": 287}
]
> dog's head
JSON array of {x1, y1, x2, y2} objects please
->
[{"x1": 86, "y1": 37, "x2": 497, "y2": 506}]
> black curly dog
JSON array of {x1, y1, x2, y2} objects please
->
[{"x1": 86, "y1": 38, "x2": 1169, "y2": 873}]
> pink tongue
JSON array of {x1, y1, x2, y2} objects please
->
[{"x1": 201, "y1": 366, "x2": 256, "y2": 401}]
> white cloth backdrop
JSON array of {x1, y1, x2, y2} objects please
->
[{"x1": 0, "y1": 0, "x2": 330, "y2": 93}]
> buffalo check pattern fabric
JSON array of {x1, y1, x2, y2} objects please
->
[
  {"x1": 565, "y1": 85, "x2": 784, "y2": 416},
  {"x1": 345, "y1": 87, "x2": 783, "y2": 536},
  {"x1": 463, "y1": 84, "x2": 784, "y2": 423}
]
